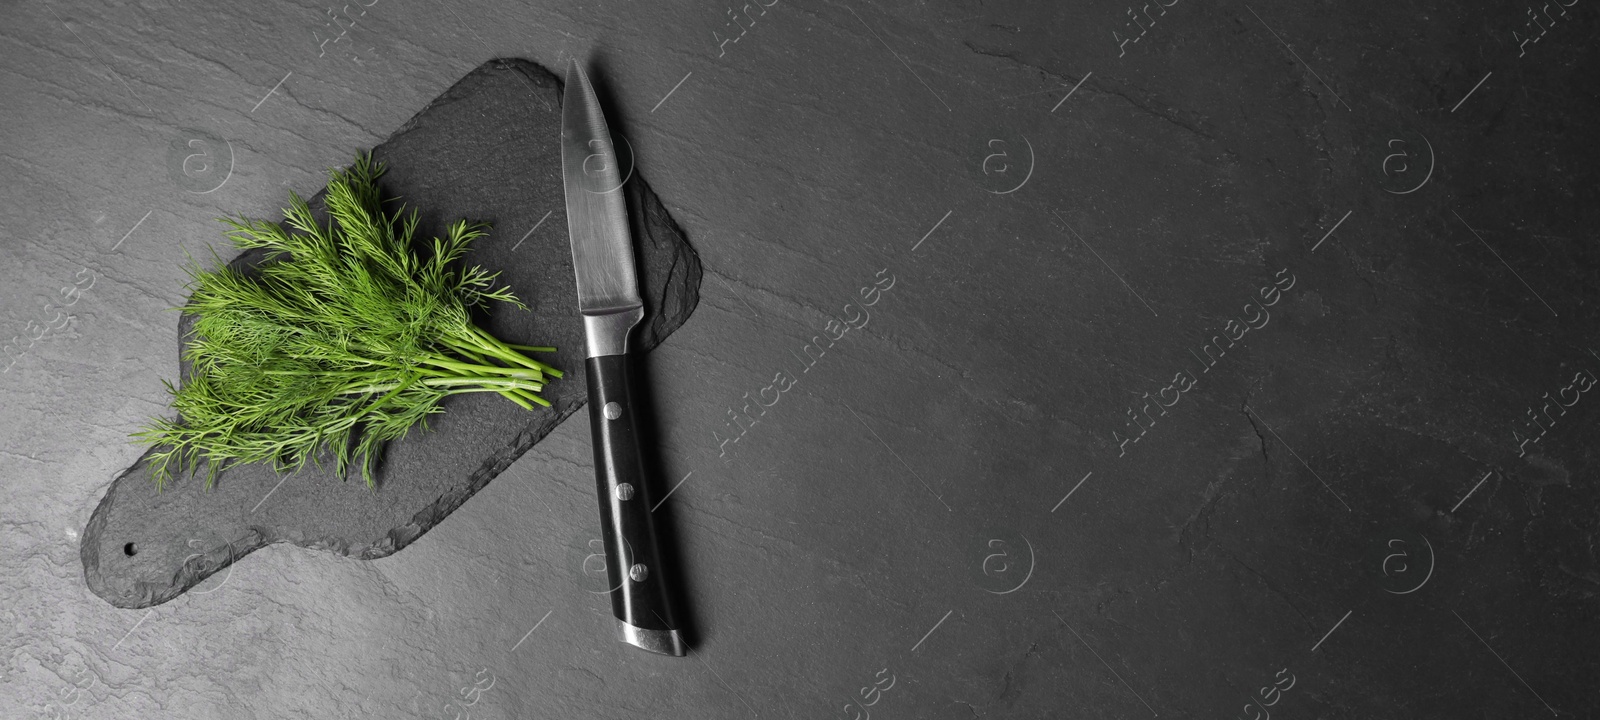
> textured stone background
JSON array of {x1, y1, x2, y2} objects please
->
[{"x1": 3, "y1": 1, "x2": 1598, "y2": 719}]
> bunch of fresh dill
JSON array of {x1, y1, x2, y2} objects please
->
[{"x1": 136, "y1": 154, "x2": 560, "y2": 490}]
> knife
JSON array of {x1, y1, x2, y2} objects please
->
[{"x1": 560, "y1": 59, "x2": 688, "y2": 657}]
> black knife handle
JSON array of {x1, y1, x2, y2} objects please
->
[{"x1": 585, "y1": 353, "x2": 686, "y2": 656}]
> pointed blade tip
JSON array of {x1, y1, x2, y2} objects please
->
[{"x1": 558, "y1": 64, "x2": 640, "y2": 314}]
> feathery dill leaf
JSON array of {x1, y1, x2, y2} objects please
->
[{"x1": 135, "y1": 153, "x2": 561, "y2": 491}]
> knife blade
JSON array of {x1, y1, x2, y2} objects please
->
[{"x1": 560, "y1": 59, "x2": 688, "y2": 657}]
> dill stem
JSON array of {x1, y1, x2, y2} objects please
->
[
  {"x1": 459, "y1": 325, "x2": 564, "y2": 378},
  {"x1": 476, "y1": 385, "x2": 536, "y2": 410},
  {"x1": 424, "y1": 376, "x2": 544, "y2": 391},
  {"x1": 341, "y1": 372, "x2": 421, "y2": 423},
  {"x1": 432, "y1": 361, "x2": 553, "y2": 406},
  {"x1": 432, "y1": 374, "x2": 544, "y2": 390},
  {"x1": 505, "y1": 343, "x2": 557, "y2": 353},
  {"x1": 444, "y1": 345, "x2": 540, "y2": 408},
  {"x1": 453, "y1": 341, "x2": 489, "y2": 358},
  {"x1": 417, "y1": 356, "x2": 544, "y2": 382},
  {"x1": 447, "y1": 343, "x2": 499, "y2": 368},
  {"x1": 335, "y1": 375, "x2": 544, "y2": 396},
  {"x1": 260, "y1": 362, "x2": 541, "y2": 388},
  {"x1": 433, "y1": 344, "x2": 549, "y2": 408},
  {"x1": 499, "y1": 386, "x2": 552, "y2": 408},
  {"x1": 426, "y1": 376, "x2": 550, "y2": 408},
  {"x1": 448, "y1": 330, "x2": 533, "y2": 372}
]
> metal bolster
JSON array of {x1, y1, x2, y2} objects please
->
[
  {"x1": 583, "y1": 307, "x2": 644, "y2": 358},
  {"x1": 616, "y1": 618, "x2": 688, "y2": 656}
]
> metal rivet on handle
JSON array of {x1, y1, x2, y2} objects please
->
[
  {"x1": 615, "y1": 483, "x2": 635, "y2": 501},
  {"x1": 628, "y1": 563, "x2": 649, "y2": 582},
  {"x1": 604, "y1": 401, "x2": 622, "y2": 420}
]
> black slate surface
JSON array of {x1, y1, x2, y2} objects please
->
[
  {"x1": 6, "y1": 1, "x2": 1600, "y2": 718},
  {"x1": 78, "y1": 59, "x2": 702, "y2": 609}
]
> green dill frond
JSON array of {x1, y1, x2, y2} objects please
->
[{"x1": 135, "y1": 153, "x2": 561, "y2": 491}]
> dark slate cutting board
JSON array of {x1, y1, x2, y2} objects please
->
[{"x1": 80, "y1": 58, "x2": 702, "y2": 609}]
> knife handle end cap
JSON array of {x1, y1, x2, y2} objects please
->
[{"x1": 616, "y1": 619, "x2": 688, "y2": 657}]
